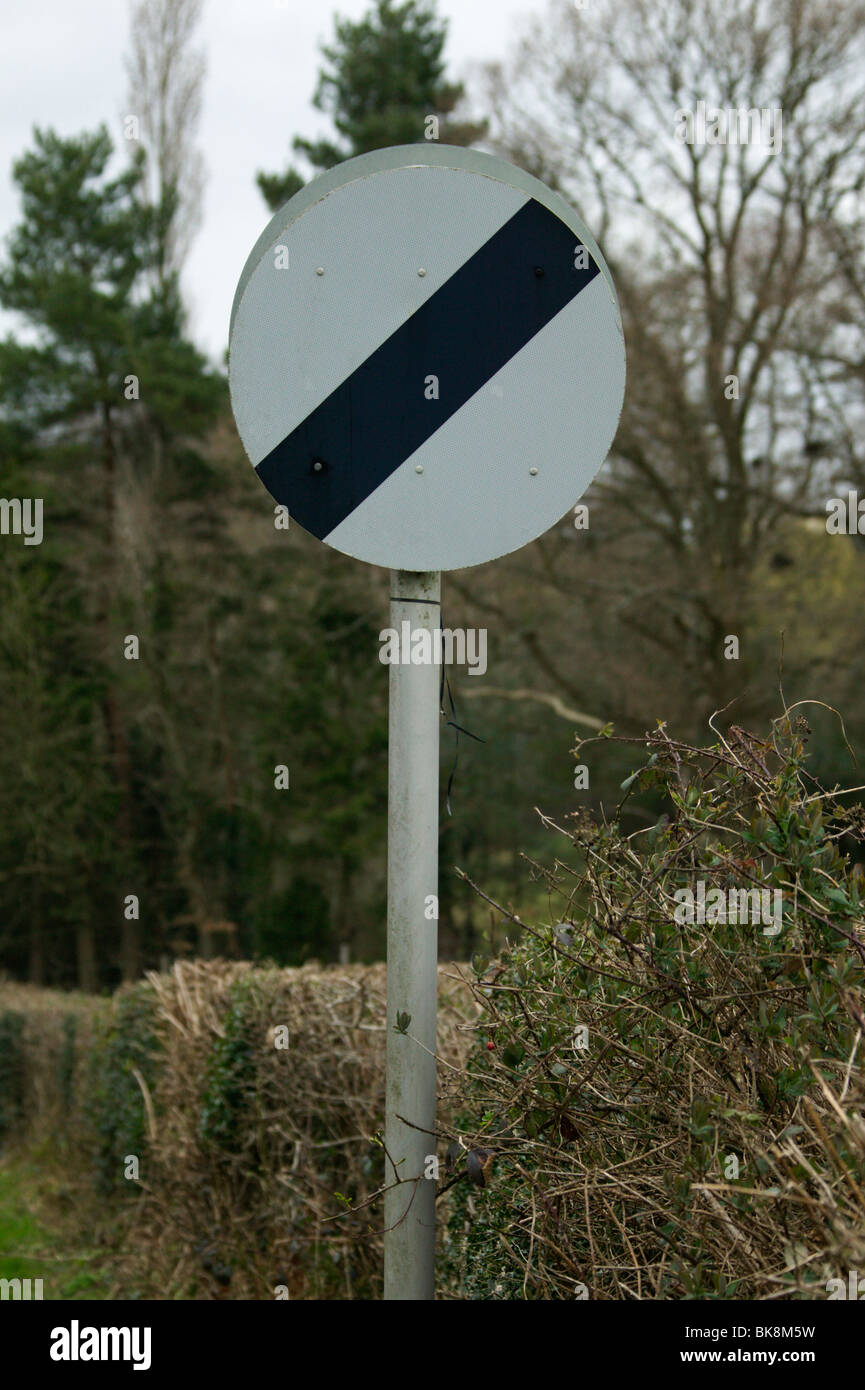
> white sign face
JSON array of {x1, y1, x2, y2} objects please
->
[{"x1": 229, "y1": 144, "x2": 625, "y2": 571}]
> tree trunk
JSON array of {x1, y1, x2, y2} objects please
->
[
  {"x1": 76, "y1": 923, "x2": 97, "y2": 992},
  {"x1": 99, "y1": 400, "x2": 140, "y2": 982},
  {"x1": 28, "y1": 882, "x2": 44, "y2": 985}
]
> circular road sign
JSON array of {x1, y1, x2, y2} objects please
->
[{"x1": 229, "y1": 144, "x2": 625, "y2": 571}]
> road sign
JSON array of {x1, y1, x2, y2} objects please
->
[
  {"x1": 229, "y1": 145, "x2": 625, "y2": 1302},
  {"x1": 229, "y1": 144, "x2": 625, "y2": 571}
]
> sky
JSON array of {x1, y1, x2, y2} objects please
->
[{"x1": 0, "y1": 0, "x2": 542, "y2": 363}]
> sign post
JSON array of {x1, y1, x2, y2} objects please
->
[
  {"x1": 383, "y1": 569, "x2": 440, "y2": 1300},
  {"x1": 228, "y1": 143, "x2": 625, "y2": 1301}
]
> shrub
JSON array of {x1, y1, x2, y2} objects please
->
[
  {"x1": 0, "y1": 1010, "x2": 26, "y2": 1145},
  {"x1": 88, "y1": 982, "x2": 161, "y2": 1195},
  {"x1": 57, "y1": 1013, "x2": 77, "y2": 1114},
  {"x1": 199, "y1": 977, "x2": 259, "y2": 1157},
  {"x1": 442, "y1": 714, "x2": 865, "y2": 1299},
  {"x1": 118, "y1": 959, "x2": 471, "y2": 1298}
]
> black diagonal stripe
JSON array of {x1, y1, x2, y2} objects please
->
[{"x1": 255, "y1": 196, "x2": 600, "y2": 538}]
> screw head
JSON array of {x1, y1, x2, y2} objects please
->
[
  {"x1": 315, "y1": 267, "x2": 325, "y2": 276},
  {"x1": 529, "y1": 467, "x2": 539, "y2": 476},
  {"x1": 417, "y1": 267, "x2": 427, "y2": 277},
  {"x1": 415, "y1": 465, "x2": 424, "y2": 474}
]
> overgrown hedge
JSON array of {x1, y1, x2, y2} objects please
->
[
  {"x1": 0, "y1": 961, "x2": 474, "y2": 1298},
  {"x1": 440, "y1": 715, "x2": 865, "y2": 1298},
  {"x1": 4, "y1": 715, "x2": 864, "y2": 1300},
  {"x1": 0, "y1": 984, "x2": 107, "y2": 1151}
]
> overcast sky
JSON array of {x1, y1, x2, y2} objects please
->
[{"x1": 0, "y1": 0, "x2": 541, "y2": 362}]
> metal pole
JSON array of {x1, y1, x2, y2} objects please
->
[{"x1": 384, "y1": 568, "x2": 441, "y2": 1300}]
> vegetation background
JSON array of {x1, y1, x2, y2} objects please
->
[
  {"x1": 2, "y1": 0, "x2": 864, "y2": 988},
  {"x1": 1, "y1": 0, "x2": 864, "y2": 1301}
]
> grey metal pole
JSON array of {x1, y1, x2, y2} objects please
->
[{"x1": 384, "y1": 568, "x2": 441, "y2": 1301}]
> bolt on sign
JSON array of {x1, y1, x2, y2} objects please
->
[{"x1": 229, "y1": 144, "x2": 625, "y2": 568}]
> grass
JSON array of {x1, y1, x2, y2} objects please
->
[{"x1": 0, "y1": 1149, "x2": 111, "y2": 1299}]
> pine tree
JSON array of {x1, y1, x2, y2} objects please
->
[
  {"x1": 257, "y1": 0, "x2": 487, "y2": 210},
  {"x1": 0, "y1": 124, "x2": 221, "y2": 986}
]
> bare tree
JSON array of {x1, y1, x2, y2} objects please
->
[
  {"x1": 462, "y1": 0, "x2": 865, "y2": 732},
  {"x1": 125, "y1": 0, "x2": 206, "y2": 291}
]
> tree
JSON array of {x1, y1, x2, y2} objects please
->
[
  {"x1": 463, "y1": 0, "x2": 865, "y2": 736},
  {"x1": 0, "y1": 477, "x2": 116, "y2": 987},
  {"x1": 257, "y1": 0, "x2": 486, "y2": 210},
  {"x1": 125, "y1": 0, "x2": 206, "y2": 294},
  {"x1": 0, "y1": 125, "x2": 222, "y2": 985}
]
